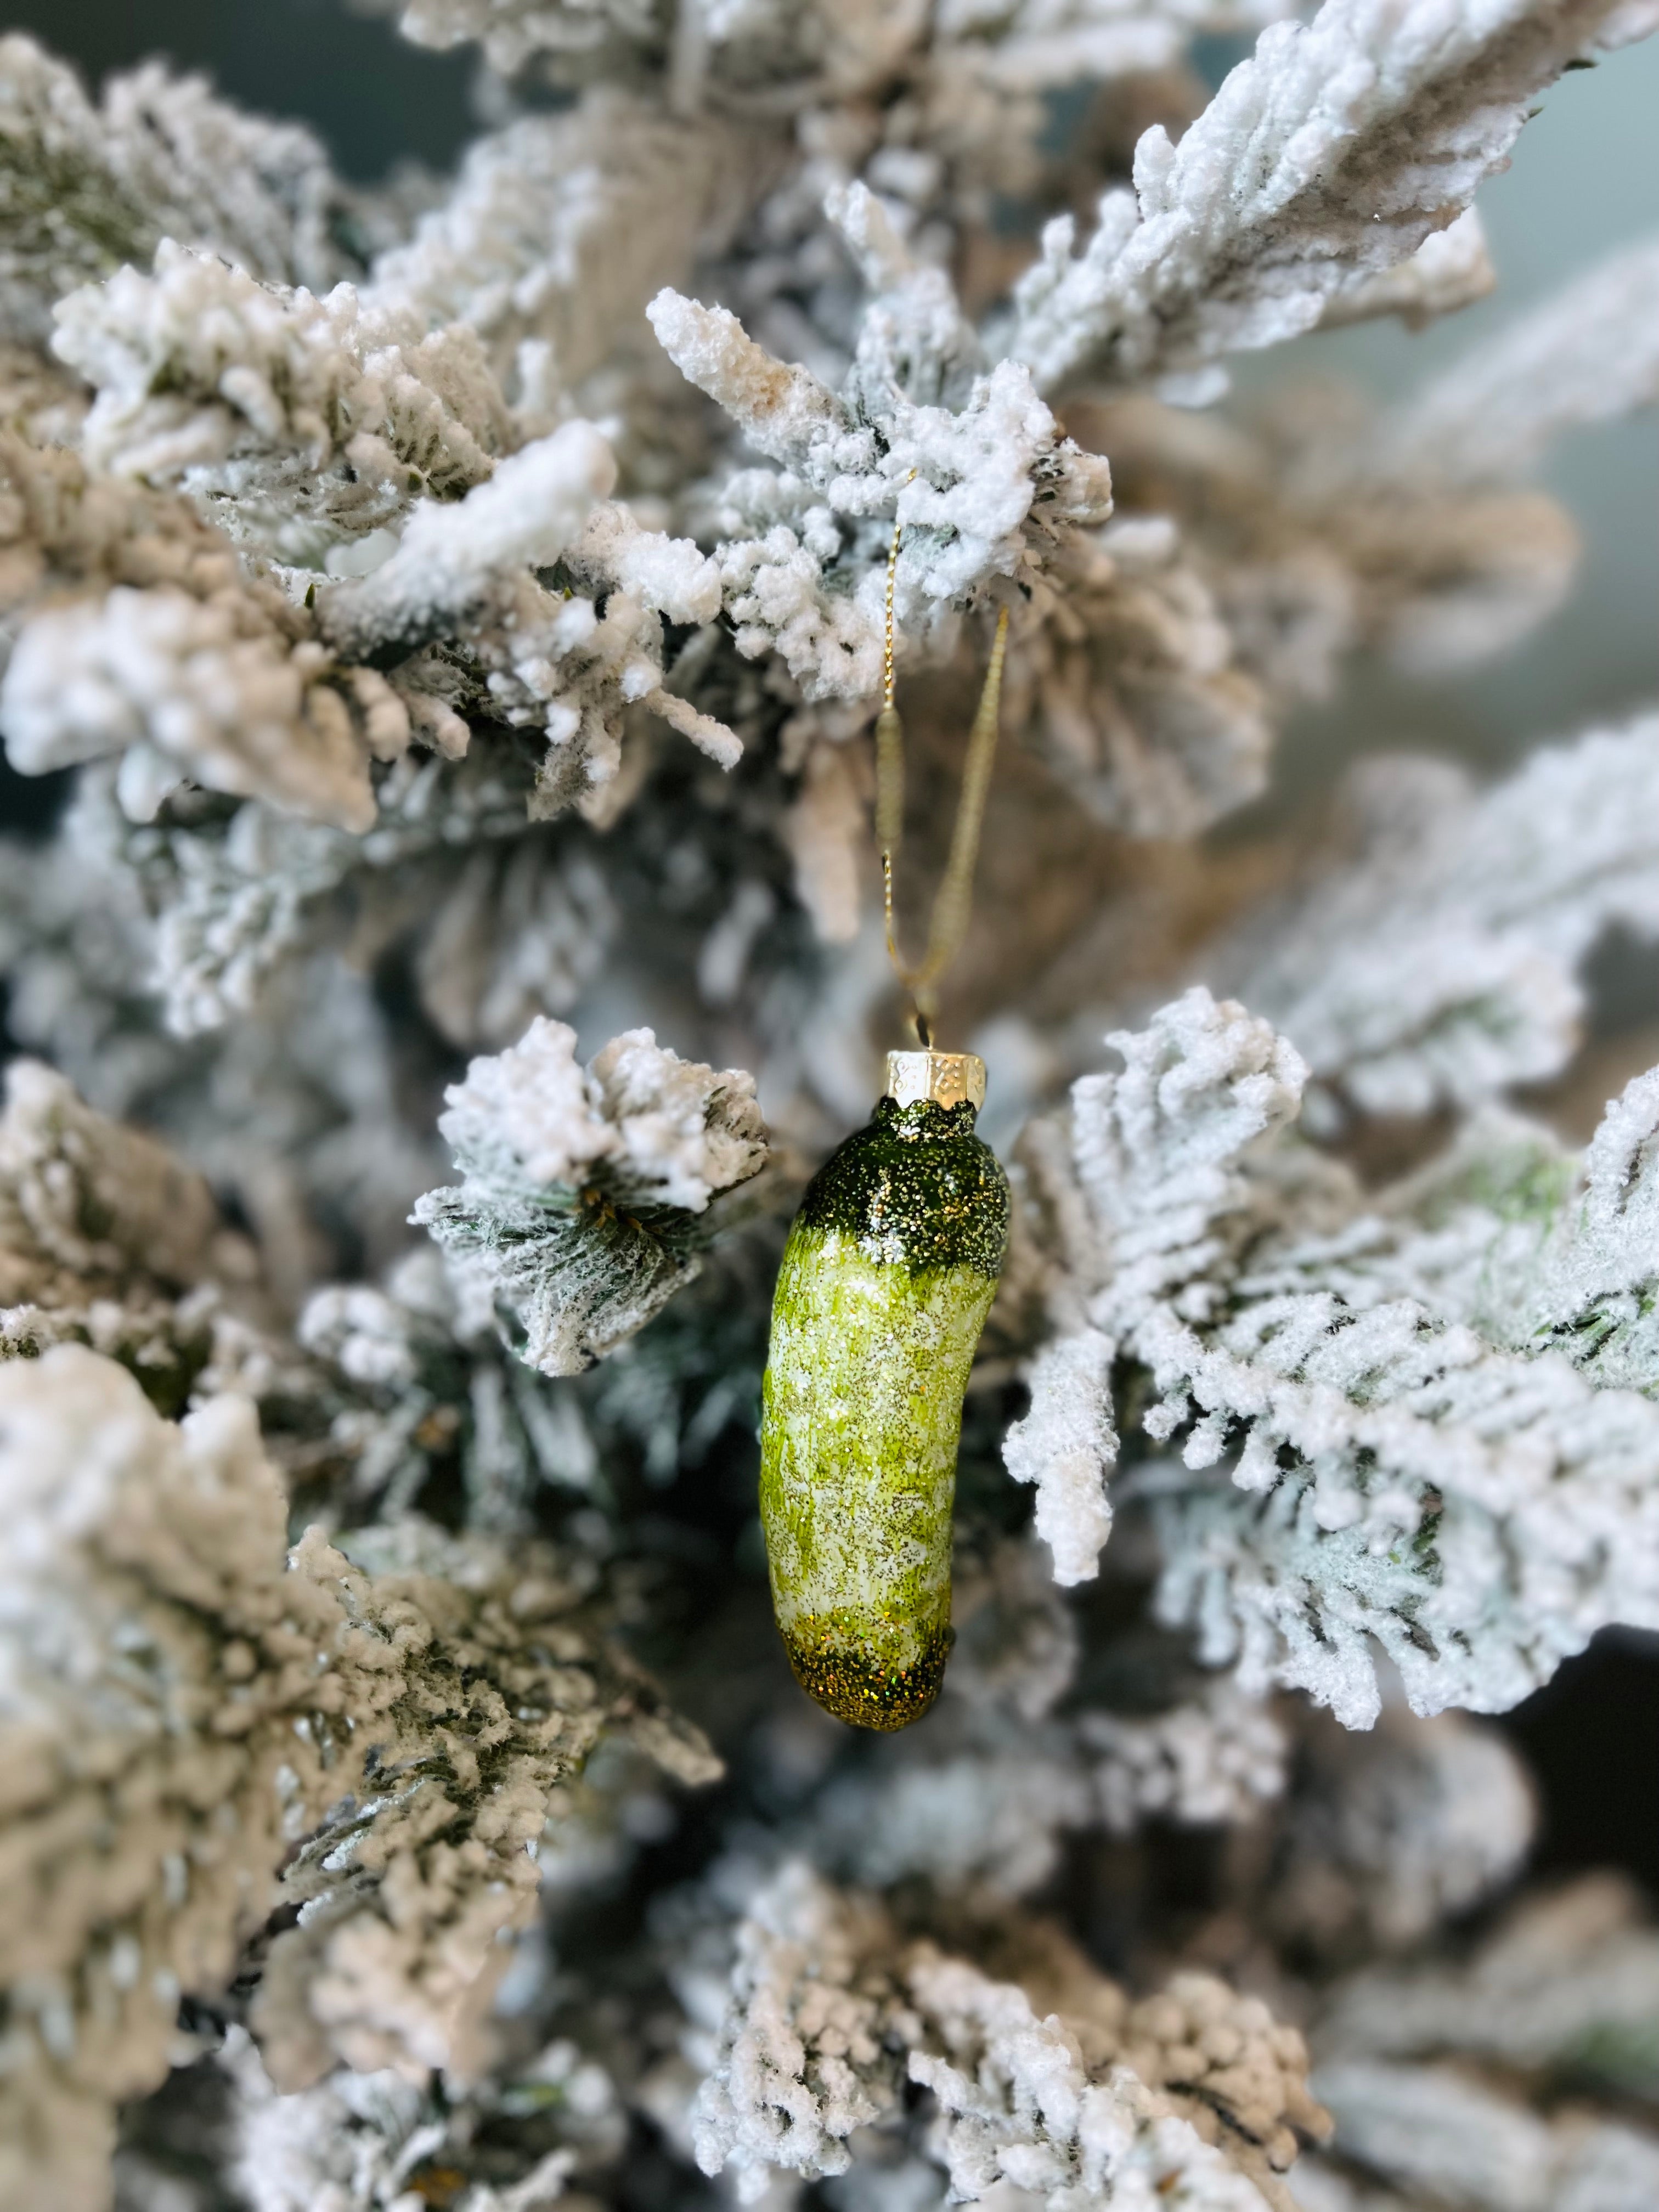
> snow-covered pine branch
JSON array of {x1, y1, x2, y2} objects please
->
[
  {"x1": 414, "y1": 1018, "x2": 769, "y2": 1375},
  {"x1": 369, "y1": 94, "x2": 760, "y2": 387},
  {"x1": 0, "y1": 34, "x2": 357, "y2": 347},
  {"x1": 1005, "y1": 0, "x2": 1659, "y2": 392},
  {"x1": 1378, "y1": 227, "x2": 1659, "y2": 484},
  {"x1": 649, "y1": 204, "x2": 1114, "y2": 699},
  {"x1": 1009, "y1": 984, "x2": 1659, "y2": 1726},
  {"x1": 688, "y1": 1859, "x2": 1328, "y2": 2208},
  {"x1": 1307, "y1": 1878, "x2": 1659, "y2": 2205},
  {"x1": 1219, "y1": 712, "x2": 1659, "y2": 1122},
  {"x1": 0, "y1": 1342, "x2": 715, "y2": 2205},
  {"x1": 54, "y1": 242, "x2": 512, "y2": 563},
  {"x1": 0, "y1": 432, "x2": 414, "y2": 829}
]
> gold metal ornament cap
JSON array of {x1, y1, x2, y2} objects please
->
[{"x1": 885, "y1": 1049, "x2": 986, "y2": 1111}]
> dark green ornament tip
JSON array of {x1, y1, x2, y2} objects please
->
[
  {"x1": 781, "y1": 1617, "x2": 954, "y2": 1730},
  {"x1": 794, "y1": 1094, "x2": 1011, "y2": 1278}
]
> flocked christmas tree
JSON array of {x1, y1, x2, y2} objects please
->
[{"x1": 2, "y1": 0, "x2": 1659, "y2": 2205}]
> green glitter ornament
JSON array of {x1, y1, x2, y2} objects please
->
[{"x1": 759, "y1": 1049, "x2": 1009, "y2": 1728}]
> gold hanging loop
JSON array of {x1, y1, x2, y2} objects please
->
[
  {"x1": 910, "y1": 604, "x2": 1008, "y2": 1018},
  {"x1": 876, "y1": 487, "x2": 1009, "y2": 1046},
  {"x1": 874, "y1": 503, "x2": 907, "y2": 860}
]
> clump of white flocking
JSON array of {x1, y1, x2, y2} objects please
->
[{"x1": 434, "y1": 1015, "x2": 767, "y2": 1214}]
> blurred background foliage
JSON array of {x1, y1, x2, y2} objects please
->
[{"x1": 1247, "y1": 32, "x2": 1659, "y2": 799}]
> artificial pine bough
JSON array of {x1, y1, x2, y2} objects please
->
[{"x1": 1, "y1": 1, "x2": 1658, "y2": 2206}]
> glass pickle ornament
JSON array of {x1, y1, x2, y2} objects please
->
[{"x1": 759, "y1": 1047, "x2": 1009, "y2": 1729}]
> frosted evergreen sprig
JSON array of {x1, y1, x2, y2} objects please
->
[
  {"x1": 414, "y1": 1018, "x2": 770, "y2": 1376},
  {"x1": 362, "y1": 0, "x2": 1289, "y2": 97},
  {"x1": 687, "y1": 1859, "x2": 1329, "y2": 2208},
  {"x1": 1009, "y1": 985, "x2": 1659, "y2": 1726},
  {"x1": 648, "y1": 193, "x2": 1115, "y2": 701},
  {"x1": 54, "y1": 240, "x2": 512, "y2": 564},
  {"x1": 1305, "y1": 1878, "x2": 1659, "y2": 2206},
  {"x1": 1223, "y1": 712, "x2": 1659, "y2": 1122},
  {"x1": 1378, "y1": 228, "x2": 1659, "y2": 486},
  {"x1": 227, "y1": 2021, "x2": 627, "y2": 2212},
  {"x1": 1003, "y1": 0, "x2": 1659, "y2": 393},
  {"x1": 0, "y1": 33, "x2": 357, "y2": 346}
]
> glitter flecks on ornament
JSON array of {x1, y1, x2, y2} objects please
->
[{"x1": 759, "y1": 1055, "x2": 1009, "y2": 1729}]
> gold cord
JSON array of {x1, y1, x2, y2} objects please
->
[
  {"x1": 875, "y1": 490, "x2": 1009, "y2": 1042},
  {"x1": 882, "y1": 501, "x2": 904, "y2": 713}
]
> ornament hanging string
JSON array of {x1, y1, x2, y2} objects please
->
[{"x1": 874, "y1": 489, "x2": 1010, "y2": 1045}]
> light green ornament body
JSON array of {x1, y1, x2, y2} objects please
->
[{"x1": 759, "y1": 1052, "x2": 1009, "y2": 1729}]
